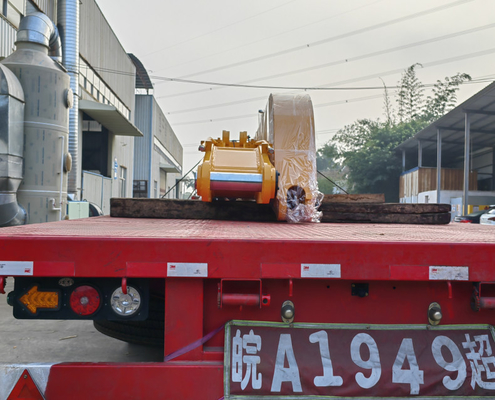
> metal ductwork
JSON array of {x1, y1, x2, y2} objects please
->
[
  {"x1": 0, "y1": 64, "x2": 27, "y2": 226},
  {"x1": 1, "y1": 11, "x2": 72, "y2": 224},
  {"x1": 58, "y1": 0, "x2": 80, "y2": 198},
  {"x1": 16, "y1": 12, "x2": 62, "y2": 64}
]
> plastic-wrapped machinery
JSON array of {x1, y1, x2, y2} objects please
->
[
  {"x1": 256, "y1": 94, "x2": 322, "y2": 223},
  {"x1": 197, "y1": 93, "x2": 322, "y2": 223}
]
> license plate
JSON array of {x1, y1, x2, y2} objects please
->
[{"x1": 224, "y1": 321, "x2": 495, "y2": 398}]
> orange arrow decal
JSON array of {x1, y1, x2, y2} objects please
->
[{"x1": 19, "y1": 285, "x2": 59, "y2": 314}]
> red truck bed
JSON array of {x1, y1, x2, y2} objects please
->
[{"x1": 1, "y1": 217, "x2": 495, "y2": 399}]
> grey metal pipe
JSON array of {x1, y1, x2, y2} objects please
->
[
  {"x1": 0, "y1": 64, "x2": 27, "y2": 226},
  {"x1": 463, "y1": 113, "x2": 471, "y2": 216},
  {"x1": 58, "y1": 0, "x2": 80, "y2": 198},
  {"x1": 436, "y1": 129, "x2": 442, "y2": 204},
  {"x1": 16, "y1": 12, "x2": 62, "y2": 63}
]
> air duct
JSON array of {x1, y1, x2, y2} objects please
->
[
  {"x1": 16, "y1": 12, "x2": 62, "y2": 63},
  {"x1": 0, "y1": 64, "x2": 27, "y2": 226},
  {"x1": 58, "y1": 0, "x2": 80, "y2": 198},
  {"x1": 2, "y1": 12, "x2": 72, "y2": 224}
]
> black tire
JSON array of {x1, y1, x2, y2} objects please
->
[{"x1": 93, "y1": 296, "x2": 165, "y2": 347}]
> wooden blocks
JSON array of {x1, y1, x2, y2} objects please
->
[{"x1": 111, "y1": 197, "x2": 451, "y2": 225}]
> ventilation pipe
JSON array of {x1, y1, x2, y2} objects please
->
[
  {"x1": 0, "y1": 64, "x2": 27, "y2": 226},
  {"x1": 58, "y1": 0, "x2": 80, "y2": 198},
  {"x1": 16, "y1": 12, "x2": 62, "y2": 63},
  {"x1": 2, "y1": 12, "x2": 72, "y2": 224}
]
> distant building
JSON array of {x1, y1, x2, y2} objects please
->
[
  {"x1": 396, "y1": 82, "x2": 495, "y2": 219},
  {"x1": 129, "y1": 54, "x2": 183, "y2": 199},
  {"x1": 0, "y1": 0, "x2": 183, "y2": 221}
]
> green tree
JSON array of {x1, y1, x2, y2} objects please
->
[
  {"x1": 396, "y1": 63, "x2": 424, "y2": 123},
  {"x1": 333, "y1": 119, "x2": 429, "y2": 201},
  {"x1": 423, "y1": 72, "x2": 471, "y2": 122},
  {"x1": 316, "y1": 143, "x2": 347, "y2": 194},
  {"x1": 328, "y1": 65, "x2": 470, "y2": 202}
]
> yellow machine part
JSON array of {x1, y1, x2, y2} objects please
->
[
  {"x1": 196, "y1": 94, "x2": 320, "y2": 222},
  {"x1": 256, "y1": 93, "x2": 318, "y2": 221},
  {"x1": 196, "y1": 130, "x2": 276, "y2": 203}
]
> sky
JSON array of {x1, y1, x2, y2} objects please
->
[{"x1": 96, "y1": 0, "x2": 495, "y2": 174}]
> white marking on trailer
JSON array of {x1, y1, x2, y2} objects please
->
[
  {"x1": 167, "y1": 263, "x2": 208, "y2": 277},
  {"x1": 301, "y1": 264, "x2": 341, "y2": 278},
  {"x1": 0, "y1": 261, "x2": 33, "y2": 276},
  {"x1": 429, "y1": 266, "x2": 469, "y2": 281},
  {"x1": 0, "y1": 363, "x2": 55, "y2": 399}
]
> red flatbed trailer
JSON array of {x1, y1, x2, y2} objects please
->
[{"x1": 1, "y1": 216, "x2": 495, "y2": 399}]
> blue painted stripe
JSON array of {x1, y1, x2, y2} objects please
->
[{"x1": 210, "y1": 172, "x2": 262, "y2": 183}]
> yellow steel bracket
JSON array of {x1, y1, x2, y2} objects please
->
[{"x1": 196, "y1": 131, "x2": 276, "y2": 204}]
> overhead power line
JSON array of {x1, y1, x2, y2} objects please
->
[
  {"x1": 75, "y1": 19, "x2": 494, "y2": 106},
  {"x1": 157, "y1": 20, "x2": 493, "y2": 101},
  {"x1": 160, "y1": 48, "x2": 495, "y2": 118},
  {"x1": 163, "y1": 0, "x2": 473, "y2": 83},
  {"x1": 155, "y1": 22, "x2": 495, "y2": 110},
  {"x1": 173, "y1": 94, "x2": 384, "y2": 126},
  {"x1": 154, "y1": 0, "x2": 386, "y2": 74},
  {"x1": 144, "y1": 0, "x2": 298, "y2": 58}
]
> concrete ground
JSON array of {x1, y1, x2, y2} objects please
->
[{"x1": 0, "y1": 278, "x2": 163, "y2": 363}]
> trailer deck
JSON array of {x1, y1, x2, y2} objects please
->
[{"x1": 2, "y1": 217, "x2": 495, "y2": 399}]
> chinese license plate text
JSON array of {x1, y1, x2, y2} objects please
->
[{"x1": 224, "y1": 322, "x2": 495, "y2": 398}]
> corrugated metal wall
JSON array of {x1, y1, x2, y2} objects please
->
[
  {"x1": 0, "y1": 17, "x2": 16, "y2": 58},
  {"x1": 79, "y1": 0, "x2": 135, "y2": 112},
  {"x1": 133, "y1": 95, "x2": 153, "y2": 182},
  {"x1": 152, "y1": 97, "x2": 183, "y2": 166},
  {"x1": 30, "y1": 0, "x2": 55, "y2": 19}
]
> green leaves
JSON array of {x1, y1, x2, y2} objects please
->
[
  {"x1": 397, "y1": 63, "x2": 425, "y2": 123},
  {"x1": 326, "y1": 65, "x2": 470, "y2": 201},
  {"x1": 423, "y1": 73, "x2": 471, "y2": 122}
]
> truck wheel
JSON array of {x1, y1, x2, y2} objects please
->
[{"x1": 93, "y1": 296, "x2": 164, "y2": 347}]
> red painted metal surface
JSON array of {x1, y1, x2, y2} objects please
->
[
  {"x1": 42, "y1": 363, "x2": 223, "y2": 400},
  {"x1": 479, "y1": 298, "x2": 495, "y2": 309},
  {"x1": 0, "y1": 217, "x2": 493, "y2": 281},
  {"x1": 222, "y1": 293, "x2": 261, "y2": 306},
  {"x1": 1, "y1": 217, "x2": 495, "y2": 397}
]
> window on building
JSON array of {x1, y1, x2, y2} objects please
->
[
  {"x1": 133, "y1": 180, "x2": 148, "y2": 198},
  {"x1": 154, "y1": 181, "x2": 158, "y2": 198},
  {"x1": 119, "y1": 166, "x2": 127, "y2": 197},
  {"x1": 2, "y1": 0, "x2": 7, "y2": 16}
]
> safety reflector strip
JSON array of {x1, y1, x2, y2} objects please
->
[
  {"x1": 429, "y1": 265, "x2": 469, "y2": 281},
  {"x1": 390, "y1": 265, "x2": 469, "y2": 281},
  {"x1": 1, "y1": 364, "x2": 54, "y2": 400},
  {"x1": 167, "y1": 263, "x2": 208, "y2": 277},
  {"x1": 0, "y1": 262, "x2": 33, "y2": 276},
  {"x1": 301, "y1": 264, "x2": 341, "y2": 278},
  {"x1": 6, "y1": 369, "x2": 43, "y2": 400}
]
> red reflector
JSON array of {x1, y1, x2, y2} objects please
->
[
  {"x1": 460, "y1": 220, "x2": 472, "y2": 223},
  {"x1": 70, "y1": 285, "x2": 100, "y2": 316},
  {"x1": 489, "y1": 217, "x2": 495, "y2": 221},
  {"x1": 7, "y1": 369, "x2": 44, "y2": 400}
]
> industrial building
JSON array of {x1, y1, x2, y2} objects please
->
[
  {"x1": 397, "y1": 81, "x2": 495, "y2": 219},
  {"x1": 0, "y1": 0, "x2": 183, "y2": 224},
  {"x1": 129, "y1": 54, "x2": 182, "y2": 199}
]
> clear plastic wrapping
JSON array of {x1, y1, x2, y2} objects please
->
[{"x1": 257, "y1": 93, "x2": 322, "y2": 223}]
